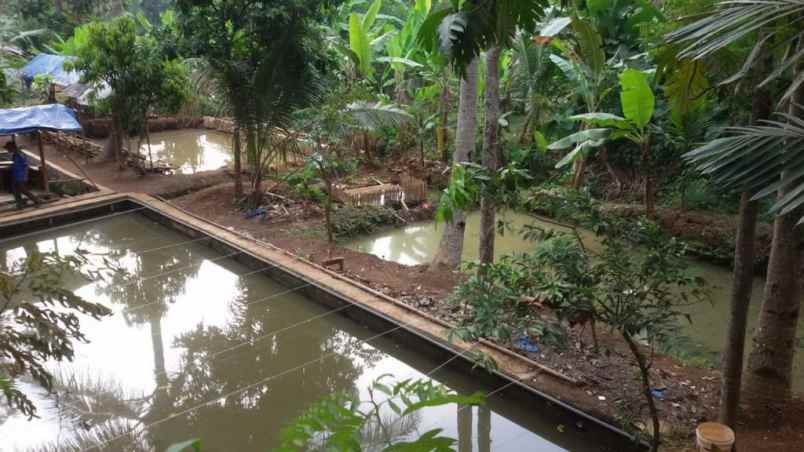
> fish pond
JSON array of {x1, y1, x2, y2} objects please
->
[
  {"x1": 0, "y1": 210, "x2": 636, "y2": 451},
  {"x1": 346, "y1": 211, "x2": 804, "y2": 392},
  {"x1": 138, "y1": 129, "x2": 232, "y2": 174}
]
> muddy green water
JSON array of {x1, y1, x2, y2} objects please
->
[
  {"x1": 138, "y1": 129, "x2": 232, "y2": 174},
  {"x1": 347, "y1": 211, "x2": 804, "y2": 393},
  {"x1": 0, "y1": 213, "x2": 629, "y2": 452}
]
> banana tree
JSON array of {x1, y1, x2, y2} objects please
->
[
  {"x1": 509, "y1": 17, "x2": 569, "y2": 146},
  {"x1": 380, "y1": 0, "x2": 431, "y2": 103},
  {"x1": 548, "y1": 17, "x2": 615, "y2": 189},
  {"x1": 549, "y1": 68, "x2": 658, "y2": 215}
]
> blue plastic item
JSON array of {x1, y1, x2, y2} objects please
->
[
  {"x1": 20, "y1": 54, "x2": 80, "y2": 87},
  {"x1": 245, "y1": 207, "x2": 267, "y2": 220},
  {"x1": 650, "y1": 388, "x2": 666, "y2": 399},
  {"x1": 514, "y1": 335, "x2": 540, "y2": 353},
  {"x1": 0, "y1": 104, "x2": 82, "y2": 136}
]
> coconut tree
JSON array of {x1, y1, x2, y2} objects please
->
[
  {"x1": 429, "y1": 57, "x2": 478, "y2": 269},
  {"x1": 667, "y1": 0, "x2": 804, "y2": 409},
  {"x1": 422, "y1": 0, "x2": 549, "y2": 266}
]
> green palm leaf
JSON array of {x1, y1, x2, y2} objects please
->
[
  {"x1": 666, "y1": 0, "x2": 804, "y2": 102},
  {"x1": 684, "y1": 115, "x2": 804, "y2": 223}
]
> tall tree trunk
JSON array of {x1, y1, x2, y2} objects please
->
[
  {"x1": 719, "y1": 193, "x2": 759, "y2": 424},
  {"x1": 479, "y1": 47, "x2": 501, "y2": 265},
  {"x1": 233, "y1": 126, "x2": 243, "y2": 199},
  {"x1": 107, "y1": 112, "x2": 123, "y2": 162},
  {"x1": 744, "y1": 80, "x2": 804, "y2": 408},
  {"x1": 718, "y1": 81, "x2": 771, "y2": 427},
  {"x1": 431, "y1": 58, "x2": 478, "y2": 270},
  {"x1": 438, "y1": 80, "x2": 451, "y2": 162}
]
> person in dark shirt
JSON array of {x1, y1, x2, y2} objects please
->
[{"x1": 4, "y1": 141, "x2": 41, "y2": 209}]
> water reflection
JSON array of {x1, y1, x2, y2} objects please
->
[
  {"x1": 140, "y1": 130, "x2": 232, "y2": 174},
  {"x1": 348, "y1": 211, "x2": 568, "y2": 265},
  {"x1": 347, "y1": 210, "x2": 804, "y2": 392},
  {"x1": 0, "y1": 213, "x2": 621, "y2": 451}
]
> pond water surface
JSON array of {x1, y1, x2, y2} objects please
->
[
  {"x1": 138, "y1": 129, "x2": 232, "y2": 174},
  {"x1": 346, "y1": 211, "x2": 804, "y2": 392},
  {"x1": 0, "y1": 213, "x2": 632, "y2": 451}
]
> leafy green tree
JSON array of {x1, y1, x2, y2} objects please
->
[
  {"x1": 0, "y1": 250, "x2": 111, "y2": 419},
  {"x1": 176, "y1": 0, "x2": 336, "y2": 204},
  {"x1": 69, "y1": 16, "x2": 190, "y2": 166},
  {"x1": 588, "y1": 229, "x2": 705, "y2": 452}
]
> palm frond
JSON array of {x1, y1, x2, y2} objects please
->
[
  {"x1": 666, "y1": 0, "x2": 804, "y2": 101},
  {"x1": 684, "y1": 114, "x2": 804, "y2": 223},
  {"x1": 345, "y1": 100, "x2": 414, "y2": 130},
  {"x1": 419, "y1": 0, "x2": 549, "y2": 74}
]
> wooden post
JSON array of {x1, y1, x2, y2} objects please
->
[{"x1": 37, "y1": 131, "x2": 49, "y2": 193}]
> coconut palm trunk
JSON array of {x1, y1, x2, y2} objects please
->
[
  {"x1": 718, "y1": 82, "x2": 771, "y2": 427},
  {"x1": 479, "y1": 46, "x2": 501, "y2": 265},
  {"x1": 438, "y1": 75, "x2": 451, "y2": 162},
  {"x1": 744, "y1": 79, "x2": 804, "y2": 407},
  {"x1": 431, "y1": 58, "x2": 478, "y2": 269}
]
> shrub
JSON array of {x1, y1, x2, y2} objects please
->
[
  {"x1": 332, "y1": 206, "x2": 404, "y2": 239},
  {"x1": 450, "y1": 255, "x2": 566, "y2": 347}
]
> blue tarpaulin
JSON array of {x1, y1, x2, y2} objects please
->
[
  {"x1": 20, "y1": 54, "x2": 81, "y2": 87},
  {"x1": 0, "y1": 104, "x2": 83, "y2": 135}
]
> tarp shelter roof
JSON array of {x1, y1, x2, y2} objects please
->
[
  {"x1": 20, "y1": 53, "x2": 81, "y2": 87},
  {"x1": 0, "y1": 104, "x2": 82, "y2": 135}
]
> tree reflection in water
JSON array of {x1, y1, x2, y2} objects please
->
[{"x1": 4, "y1": 214, "x2": 495, "y2": 451}]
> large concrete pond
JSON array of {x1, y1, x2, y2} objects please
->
[
  {"x1": 0, "y1": 212, "x2": 633, "y2": 451},
  {"x1": 347, "y1": 211, "x2": 804, "y2": 392}
]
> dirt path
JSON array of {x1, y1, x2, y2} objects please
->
[{"x1": 174, "y1": 182, "x2": 459, "y2": 299}]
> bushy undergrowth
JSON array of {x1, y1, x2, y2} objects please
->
[
  {"x1": 332, "y1": 205, "x2": 404, "y2": 240},
  {"x1": 450, "y1": 256, "x2": 565, "y2": 347}
]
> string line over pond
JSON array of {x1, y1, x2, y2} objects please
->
[
  {"x1": 80, "y1": 324, "x2": 406, "y2": 452},
  {"x1": 0, "y1": 206, "x2": 150, "y2": 246}
]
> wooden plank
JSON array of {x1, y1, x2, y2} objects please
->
[{"x1": 38, "y1": 132, "x2": 49, "y2": 193}]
